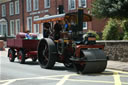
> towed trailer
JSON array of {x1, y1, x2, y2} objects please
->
[
  {"x1": 7, "y1": 33, "x2": 39, "y2": 64},
  {"x1": 33, "y1": 8, "x2": 108, "y2": 74}
]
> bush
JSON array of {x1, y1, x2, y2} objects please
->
[
  {"x1": 87, "y1": 30, "x2": 100, "y2": 40},
  {"x1": 121, "y1": 19, "x2": 128, "y2": 40},
  {"x1": 102, "y1": 19, "x2": 120, "y2": 40}
]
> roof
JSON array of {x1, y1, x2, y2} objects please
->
[
  {"x1": 34, "y1": 12, "x2": 92, "y2": 24},
  {"x1": 34, "y1": 14, "x2": 65, "y2": 24}
]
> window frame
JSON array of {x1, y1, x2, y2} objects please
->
[
  {"x1": 34, "y1": 16, "x2": 39, "y2": 33},
  {"x1": 10, "y1": 20, "x2": 15, "y2": 36},
  {"x1": 26, "y1": 0, "x2": 32, "y2": 12},
  {"x1": 83, "y1": 22, "x2": 87, "y2": 30},
  {"x1": 68, "y1": 0, "x2": 76, "y2": 10},
  {"x1": 44, "y1": 0, "x2": 50, "y2": 8},
  {"x1": 33, "y1": 0, "x2": 39, "y2": 11},
  {"x1": 79, "y1": 0, "x2": 87, "y2": 8},
  {"x1": 15, "y1": 0, "x2": 20, "y2": 14},
  {"x1": 2, "y1": 4, "x2": 6, "y2": 17},
  {"x1": 0, "y1": 23, "x2": 3, "y2": 35},
  {"x1": 27, "y1": 17, "x2": 32, "y2": 32},
  {"x1": 15, "y1": 19, "x2": 20, "y2": 34},
  {"x1": 9, "y1": 2, "x2": 14, "y2": 16}
]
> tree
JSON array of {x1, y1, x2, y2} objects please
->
[{"x1": 91, "y1": 0, "x2": 128, "y2": 19}]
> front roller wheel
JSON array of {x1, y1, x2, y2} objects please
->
[
  {"x1": 38, "y1": 38, "x2": 57, "y2": 69},
  {"x1": 8, "y1": 48, "x2": 15, "y2": 62},
  {"x1": 73, "y1": 49, "x2": 107, "y2": 74},
  {"x1": 18, "y1": 50, "x2": 25, "y2": 64}
]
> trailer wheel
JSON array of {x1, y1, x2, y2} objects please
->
[
  {"x1": 18, "y1": 50, "x2": 25, "y2": 64},
  {"x1": 38, "y1": 38, "x2": 57, "y2": 69},
  {"x1": 8, "y1": 49, "x2": 15, "y2": 62}
]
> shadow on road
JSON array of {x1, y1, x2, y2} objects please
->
[
  {"x1": 14, "y1": 61, "x2": 39, "y2": 65},
  {"x1": 24, "y1": 61, "x2": 39, "y2": 65}
]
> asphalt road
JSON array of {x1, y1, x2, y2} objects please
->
[{"x1": 0, "y1": 50, "x2": 128, "y2": 85}]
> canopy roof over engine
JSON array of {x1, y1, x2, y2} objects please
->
[{"x1": 34, "y1": 12, "x2": 92, "y2": 24}]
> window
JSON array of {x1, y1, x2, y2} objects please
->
[
  {"x1": 9, "y1": 2, "x2": 14, "y2": 16},
  {"x1": 2, "y1": 4, "x2": 6, "y2": 17},
  {"x1": 27, "y1": 17, "x2": 32, "y2": 32},
  {"x1": 26, "y1": 0, "x2": 32, "y2": 12},
  {"x1": 10, "y1": 20, "x2": 15, "y2": 36},
  {"x1": 0, "y1": 24, "x2": 2, "y2": 35},
  {"x1": 33, "y1": 0, "x2": 39, "y2": 11},
  {"x1": 44, "y1": 0, "x2": 50, "y2": 8},
  {"x1": 79, "y1": 0, "x2": 87, "y2": 8},
  {"x1": 3, "y1": 24, "x2": 7, "y2": 36},
  {"x1": 83, "y1": 22, "x2": 87, "y2": 29},
  {"x1": 15, "y1": 19, "x2": 20, "y2": 34},
  {"x1": 68, "y1": 0, "x2": 76, "y2": 10},
  {"x1": 34, "y1": 16, "x2": 39, "y2": 33},
  {"x1": 15, "y1": 0, "x2": 20, "y2": 14}
]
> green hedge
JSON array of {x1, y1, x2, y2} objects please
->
[
  {"x1": 102, "y1": 19, "x2": 120, "y2": 40},
  {"x1": 121, "y1": 19, "x2": 128, "y2": 40}
]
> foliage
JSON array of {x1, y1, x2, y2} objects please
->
[
  {"x1": 91, "y1": 0, "x2": 128, "y2": 19},
  {"x1": 87, "y1": 30, "x2": 100, "y2": 40},
  {"x1": 102, "y1": 19, "x2": 120, "y2": 40},
  {"x1": 121, "y1": 19, "x2": 128, "y2": 40}
]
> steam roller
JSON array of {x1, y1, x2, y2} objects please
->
[{"x1": 34, "y1": 8, "x2": 108, "y2": 74}]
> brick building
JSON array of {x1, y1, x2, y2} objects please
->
[{"x1": 0, "y1": 0, "x2": 107, "y2": 38}]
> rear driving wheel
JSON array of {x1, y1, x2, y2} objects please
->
[
  {"x1": 8, "y1": 48, "x2": 15, "y2": 62},
  {"x1": 18, "y1": 50, "x2": 25, "y2": 64},
  {"x1": 38, "y1": 38, "x2": 57, "y2": 69}
]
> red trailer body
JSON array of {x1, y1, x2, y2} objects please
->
[{"x1": 7, "y1": 33, "x2": 39, "y2": 64}]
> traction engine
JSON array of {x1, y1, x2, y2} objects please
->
[{"x1": 36, "y1": 8, "x2": 108, "y2": 74}]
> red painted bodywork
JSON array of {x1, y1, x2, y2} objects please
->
[
  {"x1": 75, "y1": 45, "x2": 104, "y2": 57},
  {"x1": 7, "y1": 33, "x2": 39, "y2": 59}
]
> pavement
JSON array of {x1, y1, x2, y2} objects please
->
[
  {"x1": 107, "y1": 60, "x2": 128, "y2": 72},
  {"x1": 0, "y1": 48, "x2": 128, "y2": 72}
]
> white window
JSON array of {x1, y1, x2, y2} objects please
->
[
  {"x1": 79, "y1": 0, "x2": 87, "y2": 8},
  {"x1": 26, "y1": 0, "x2": 32, "y2": 12},
  {"x1": 15, "y1": 0, "x2": 20, "y2": 14},
  {"x1": 83, "y1": 22, "x2": 87, "y2": 29},
  {"x1": 33, "y1": 0, "x2": 39, "y2": 11},
  {"x1": 34, "y1": 16, "x2": 39, "y2": 33},
  {"x1": 2, "y1": 4, "x2": 6, "y2": 17},
  {"x1": 3, "y1": 24, "x2": 7, "y2": 36},
  {"x1": 15, "y1": 19, "x2": 20, "y2": 34},
  {"x1": 10, "y1": 20, "x2": 15, "y2": 36},
  {"x1": 44, "y1": 0, "x2": 50, "y2": 8},
  {"x1": 68, "y1": 0, "x2": 76, "y2": 10},
  {"x1": 0, "y1": 24, "x2": 2, "y2": 35},
  {"x1": 27, "y1": 17, "x2": 32, "y2": 32},
  {"x1": 9, "y1": 2, "x2": 14, "y2": 16}
]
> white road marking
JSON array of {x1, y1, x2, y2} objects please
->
[
  {"x1": 56, "y1": 75, "x2": 70, "y2": 85},
  {"x1": 0, "y1": 69, "x2": 128, "y2": 85},
  {"x1": 2, "y1": 80, "x2": 16, "y2": 85}
]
